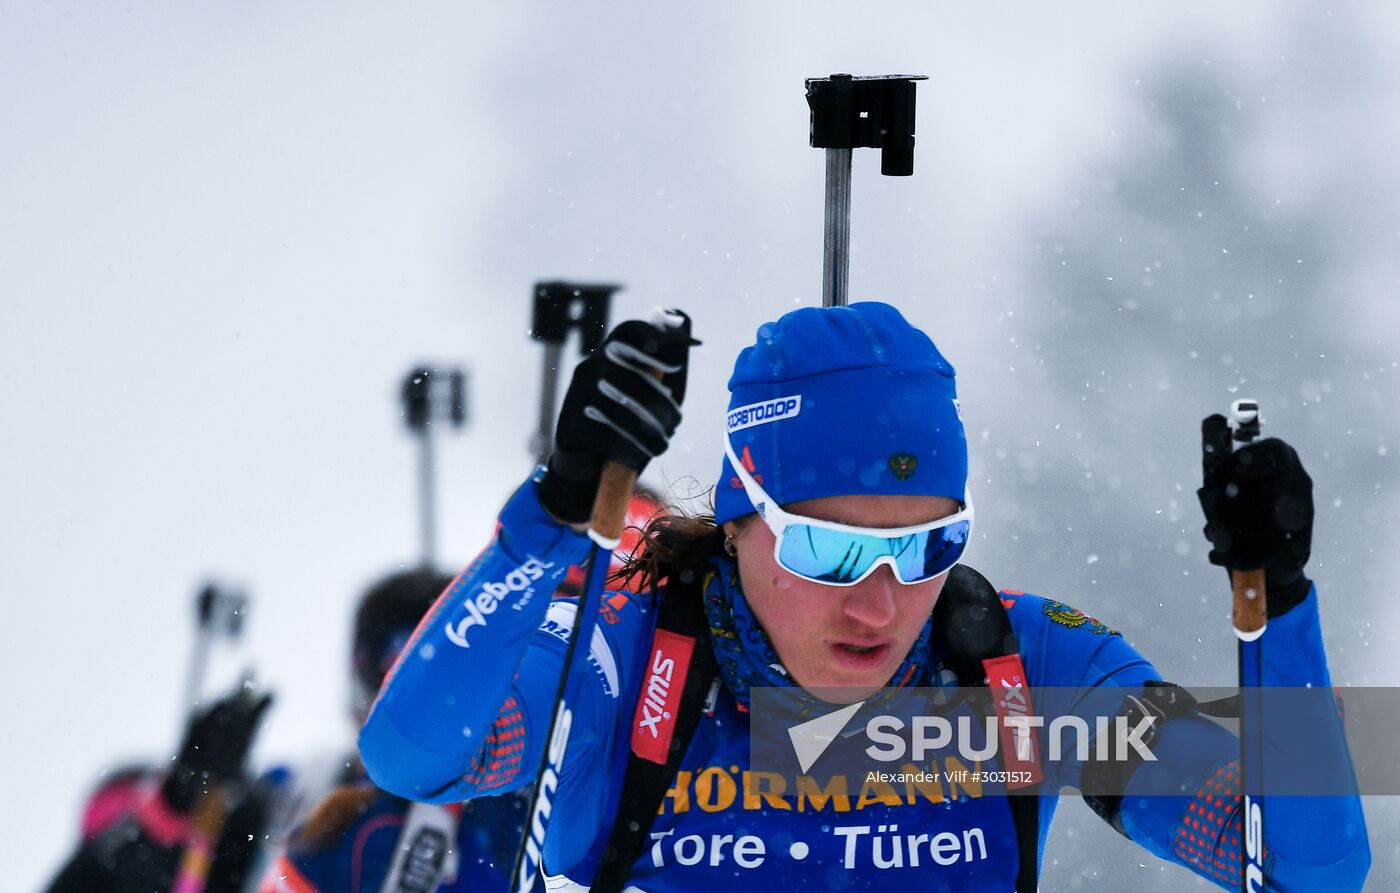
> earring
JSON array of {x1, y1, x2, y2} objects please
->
[{"x1": 723, "y1": 535, "x2": 738, "y2": 557}]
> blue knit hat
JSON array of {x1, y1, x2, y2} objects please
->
[{"x1": 714, "y1": 301, "x2": 967, "y2": 525}]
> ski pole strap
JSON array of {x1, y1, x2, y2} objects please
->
[{"x1": 592, "y1": 568, "x2": 715, "y2": 893}]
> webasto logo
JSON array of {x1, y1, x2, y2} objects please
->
[{"x1": 445, "y1": 557, "x2": 554, "y2": 648}]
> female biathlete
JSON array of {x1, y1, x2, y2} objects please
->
[{"x1": 360, "y1": 302, "x2": 1369, "y2": 891}]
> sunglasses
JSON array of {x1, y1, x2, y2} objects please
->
[{"x1": 723, "y1": 432, "x2": 973, "y2": 586}]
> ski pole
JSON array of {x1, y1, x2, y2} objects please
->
[
  {"x1": 529, "y1": 281, "x2": 620, "y2": 465},
  {"x1": 1226, "y1": 398, "x2": 1267, "y2": 892},
  {"x1": 512, "y1": 309, "x2": 681, "y2": 893},
  {"x1": 805, "y1": 73, "x2": 925, "y2": 308},
  {"x1": 401, "y1": 366, "x2": 468, "y2": 568},
  {"x1": 171, "y1": 788, "x2": 229, "y2": 893},
  {"x1": 510, "y1": 491, "x2": 621, "y2": 893}
]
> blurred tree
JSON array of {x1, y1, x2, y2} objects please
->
[
  {"x1": 987, "y1": 13, "x2": 1397, "y2": 686},
  {"x1": 990, "y1": 10, "x2": 1400, "y2": 892}
]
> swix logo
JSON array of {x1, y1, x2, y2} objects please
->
[
  {"x1": 445, "y1": 558, "x2": 554, "y2": 649},
  {"x1": 983, "y1": 655, "x2": 1044, "y2": 788},
  {"x1": 729, "y1": 444, "x2": 764, "y2": 488},
  {"x1": 1244, "y1": 794, "x2": 1265, "y2": 891},
  {"x1": 997, "y1": 679, "x2": 1031, "y2": 757},
  {"x1": 638, "y1": 652, "x2": 675, "y2": 735},
  {"x1": 514, "y1": 704, "x2": 571, "y2": 893},
  {"x1": 632, "y1": 629, "x2": 695, "y2": 764}
]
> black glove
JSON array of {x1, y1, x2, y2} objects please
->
[
  {"x1": 1197, "y1": 413, "x2": 1314, "y2": 617},
  {"x1": 539, "y1": 311, "x2": 698, "y2": 523},
  {"x1": 161, "y1": 683, "x2": 274, "y2": 812}
]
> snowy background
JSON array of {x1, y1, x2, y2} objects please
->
[{"x1": 3, "y1": 2, "x2": 1397, "y2": 889}]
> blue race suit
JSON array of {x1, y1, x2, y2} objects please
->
[
  {"x1": 259, "y1": 784, "x2": 525, "y2": 893},
  {"x1": 360, "y1": 472, "x2": 1370, "y2": 892}
]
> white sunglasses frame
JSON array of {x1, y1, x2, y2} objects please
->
[{"x1": 722, "y1": 430, "x2": 974, "y2": 587}]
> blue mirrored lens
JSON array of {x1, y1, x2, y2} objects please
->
[
  {"x1": 915, "y1": 520, "x2": 971, "y2": 580},
  {"x1": 777, "y1": 520, "x2": 971, "y2": 584}
]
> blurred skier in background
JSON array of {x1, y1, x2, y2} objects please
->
[
  {"x1": 252, "y1": 568, "x2": 525, "y2": 893},
  {"x1": 40, "y1": 570, "x2": 472, "y2": 893},
  {"x1": 43, "y1": 681, "x2": 276, "y2": 893},
  {"x1": 260, "y1": 490, "x2": 665, "y2": 893}
]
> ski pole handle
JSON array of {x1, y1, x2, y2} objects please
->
[
  {"x1": 590, "y1": 462, "x2": 639, "y2": 545},
  {"x1": 1232, "y1": 569, "x2": 1267, "y2": 642}
]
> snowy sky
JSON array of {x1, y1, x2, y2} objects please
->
[{"x1": 4, "y1": 3, "x2": 1398, "y2": 890}]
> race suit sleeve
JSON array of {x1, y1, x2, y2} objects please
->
[
  {"x1": 358, "y1": 471, "x2": 613, "y2": 806},
  {"x1": 1008, "y1": 586, "x2": 1369, "y2": 892}
]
